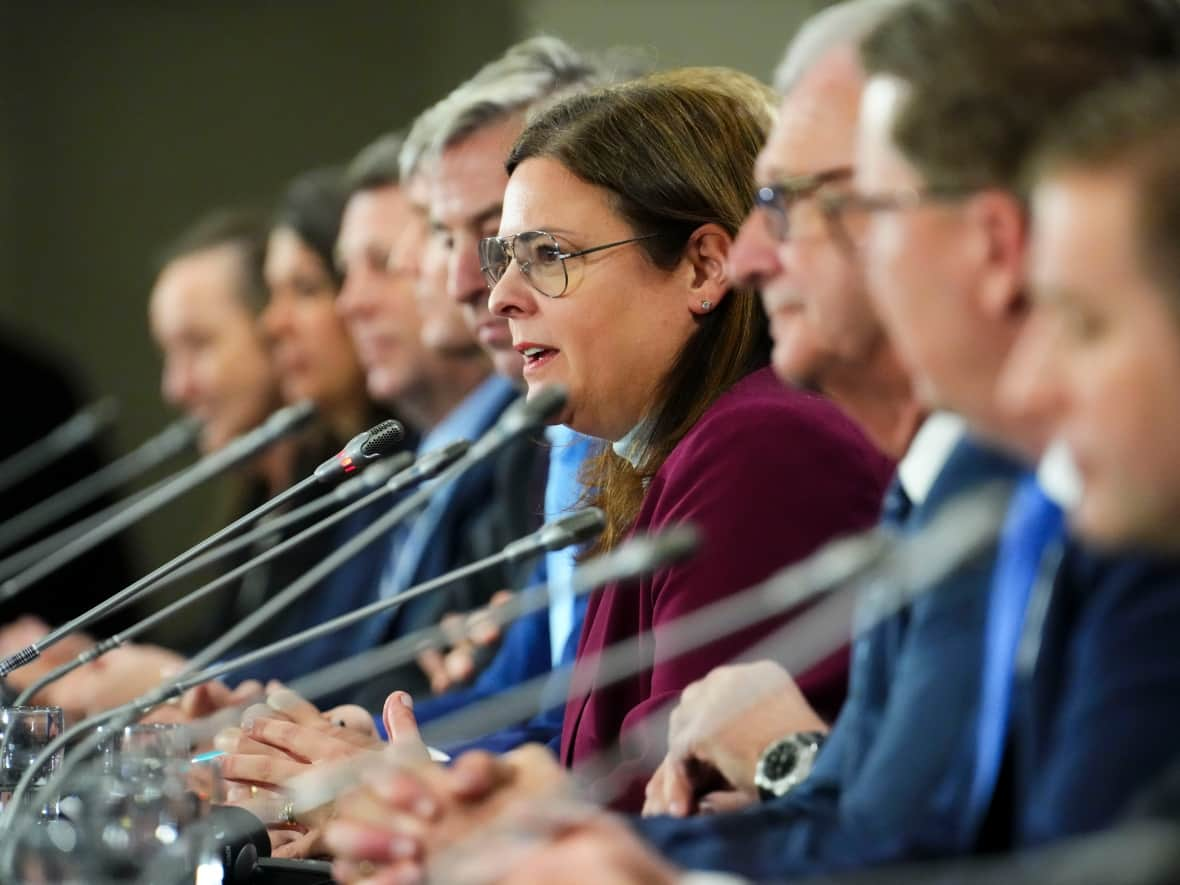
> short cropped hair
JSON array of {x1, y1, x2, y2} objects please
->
[
  {"x1": 1029, "y1": 66, "x2": 1180, "y2": 317},
  {"x1": 772, "y1": 0, "x2": 908, "y2": 95},
  {"x1": 156, "y1": 208, "x2": 269, "y2": 312},
  {"x1": 860, "y1": 0, "x2": 1180, "y2": 193},
  {"x1": 399, "y1": 35, "x2": 622, "y2": 180},
  {"x1": 346, "y1": 131, "x2": 405, "y2": 194}
]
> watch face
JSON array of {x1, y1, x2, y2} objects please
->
[
  {"x1": 763, "y1": 740, "x2": 802, "y2": 781},
  {"x1": 756, "y1": 731, "x2": 826, "y2": 800}
]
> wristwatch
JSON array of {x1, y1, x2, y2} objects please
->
[{"x1": 753, "y1": 730, "x2": 827, "y2": 800}]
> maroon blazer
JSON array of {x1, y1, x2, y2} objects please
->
[{"x1": 559, "y1": 367, "x2": 894, "y2": 810}]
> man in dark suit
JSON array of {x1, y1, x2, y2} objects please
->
[
  {"x1": 328, "y1": 130, "x2": 543, "y2": 708},
  {"x1": 319, "y1": 2, "x2": 1180, "y2": 882},
  {"x1": 816, "y1": 55, "x2": 1180, "y2": 885}
]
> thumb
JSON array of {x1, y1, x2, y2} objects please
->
[{"x1": 382, "y1": 691, "x2": 422, "y2": 745}]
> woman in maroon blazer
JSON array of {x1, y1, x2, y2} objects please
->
[
  {"x1": 471, "y1": 67, "x2": 893, "y2": 809},
  {"x1": 322, "y1": 67, "x2": 894, "y2": 876}
]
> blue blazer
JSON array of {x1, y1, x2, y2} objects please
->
[
  {"x1": 634, "y1": 436, "x2": 1024, "y2": 879},
  {"x1": 1002, "y1": 541, "x2": 1180, "y2": 848}
]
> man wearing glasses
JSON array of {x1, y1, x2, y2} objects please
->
[{"x1": 635, "y1": 0, "x2": 1025, "y2": 864}]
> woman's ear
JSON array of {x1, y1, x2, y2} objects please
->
[{"x1": 684, "y1": 224, "x2": 733, "y2": 316}]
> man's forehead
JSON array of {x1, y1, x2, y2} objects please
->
[{"x1": 757, "y1": 55, "x2": 864, "y2": 182}]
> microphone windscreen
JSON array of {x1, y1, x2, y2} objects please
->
[{"x1": 359, "y1": 419, "x2": 405, "y2": 457}]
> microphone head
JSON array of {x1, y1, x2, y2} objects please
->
[
  {"x1": 539, "y1": 507, "x2": 606, "y2": 552},
  {"x1": 316, "y1": 419, "x2": 408, "y2": 484},
  {"x1": 359, "y1": 419, "x2": 406, "y2": 458},
  {"x1": 571, "y1": 524, "x2": 700, "y2": 593}
]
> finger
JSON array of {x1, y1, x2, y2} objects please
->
[
  {"x1": 241, "y1": 716, "x2": 362, "y2": 763},
  {"x1": 220, "y1": 753, "x2": 307, "y2": 790},
  {"x1": 659, "y1": 758, "x2": 694, "y2": 818},
  {"x1": 698, "y1": 789, "x2": 757, "y2": 815},
  {"x1": 382, "y1": 692, "x2": 423, "y2": 748},
  {"x1": 273, "y1": 827, "x2": 325, "y2": 859},
  {"x1": 444, "y1": 646, "x2": 476, "y2": 684},
  {"x1": 467, "y1": 606, "x2": 503, "y2": 646},
  {"x1": 332, "y1": 859, "x2": 420, "y2": 885},
  {"x1": 214, "y1": 727, "x2": 289, "y2": 759},
  {"x1": 180, "y1": 683, "x2": 225, "y2": 719},
  {"x1": 416, "y1": 648, "x2": 451, "y2": 694},
  {"x1": 266, "y1": 687, "x2": 327, "y2": 726},
  {"x1": 448, "y1": 751, "x2": 513, "y2": 802},
  {"x1": 228, "y1": 679, "x2": 265, "y2": 705},
  {"x1": 367, "y1": 770, "x2": 441, "y2": 822},
  {"x1": 642, "y1": 763, "x2": 667, "y2": 817},
  {"x1": 439, "y1": 611, "x2": 467, "y2": 647},
  {"x1": 324, "y1": 819, "x2": 422, "y2": 864},
  {"x1": 241, "y1": 702, "x2": 291, "y2": 728}
]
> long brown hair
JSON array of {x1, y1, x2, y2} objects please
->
[{"x1": 506, "y1": 68, "x2": 776, "y2": 554}]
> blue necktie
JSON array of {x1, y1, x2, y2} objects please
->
[{"x1": 965, "y1": 474, "x2": 1065, "y2": 838}]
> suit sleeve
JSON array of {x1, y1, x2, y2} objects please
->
[{"x1": 632, "y1": 549, "x2": 996, "y2": 878}]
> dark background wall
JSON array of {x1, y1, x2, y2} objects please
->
[{"x1": 0, "y1": 0, "x2": 821, "y2": 642}]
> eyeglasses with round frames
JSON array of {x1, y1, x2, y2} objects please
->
[{"x1": 478, "y1": 230, "x2": 661, "y2": 299}]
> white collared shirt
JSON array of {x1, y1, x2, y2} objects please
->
[{"x1": 896, "y1": 411, "x2": 967, "y2": 508}]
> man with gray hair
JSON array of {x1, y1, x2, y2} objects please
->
[{"x1": 388, "y1": 36, "x2": 620, "y2": 748}]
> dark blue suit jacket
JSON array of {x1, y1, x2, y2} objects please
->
[
  {"x1": 634, "y1": 436, "x2": 1024, "y2": 878},
  {"x1": 1002, "y1": 541, "x2": 1180, "y2": 847}
]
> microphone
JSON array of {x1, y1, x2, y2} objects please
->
[
  {"x1": 0, "y1": 388, "x2": 567, "y2": 836},
  {"x1": 170, "y1": 507, "x2": 607, "y2": 694},
  {"x1": 502, "y1": 507, "x2": 605, "y2": 562},
  {"x1": 0, "y1": 397, "x2": 119, "y2": 495},
  {"x1": 7, "y1": 524, "x2": 691, "y2": 879},
  {"x1": 285, "y1": 523, "x2": 699, "y2": 724},
  {"x1": 7, "y1": 444, "x2": 446, "y2": 705},
  {"x1": 467, "y1": 386, "x2": 566, "y2": 461},
  {"x1": 313, "y1": 418, "x2": 406, "y2": 483},
  {"x1": 0, "y1": 415, "x2": 200, "y2": 554},
  {"x1": 0, "y1": 401, "x2": 317, "y2": 602},
  {"x1": 288, "y1": 482, "x2": 1009, "y2": 824},
  {"x1": 275, "y1": 523, "x2": 701, "y2": 814},
  {"x1": 1, "y1": 420, "x2": 408, "y2": 685}
]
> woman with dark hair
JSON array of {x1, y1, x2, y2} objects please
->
[
  {"x1": 218, "y1": 69, "x2": 892, "y2": 869},
  {"x1": 317, "y1": 69, "x2": 895, "y2": 870},
  {"x1": 477, "y1": 67, "x2": 893, "y2": 803},
  {"x1": 216, "y1": 168, "x2": 404, "y2": 690},
  {"x1": 262, "y1": 168, "x2": 378, "y2": 446}
]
